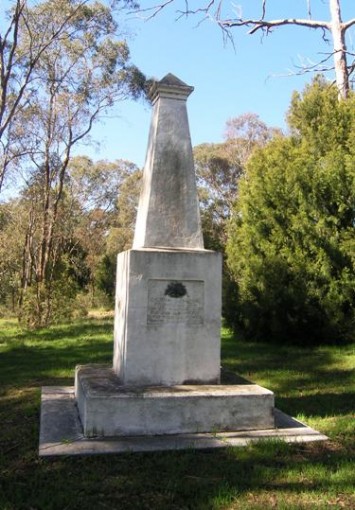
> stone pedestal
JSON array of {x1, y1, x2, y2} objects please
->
[
  {"x1": 75, "y1": 365, "x2": 275, "y2": 437},
  {"x1": 113, "y1": 248, "x2": 222, "y2": 386}
]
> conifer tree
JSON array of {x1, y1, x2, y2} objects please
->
[{"x1": 227, "y1": 77, "x2": 355, "y2": 343}]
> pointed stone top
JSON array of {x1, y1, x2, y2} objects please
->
[
  {"x1": 148, "y1": 73, "x2": 194, "y2": 103},
  {"x1": 160, "y1": 73, "x2": 189, "y2": 87}
]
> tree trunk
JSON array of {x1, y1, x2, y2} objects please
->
[{"x1": 329, "y1": 0, "x2": 349, "y2": 99}]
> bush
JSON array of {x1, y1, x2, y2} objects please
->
[
  {"x1": 18, "y1": 277, "x2": 86, "y2": 329},
  {"x1": 226, "y1": 78, "x2": 355, "y2": 344}
]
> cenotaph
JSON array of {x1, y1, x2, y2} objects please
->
[{"x1": 74, "y1": 74, "x2": 275, "y2": 438}]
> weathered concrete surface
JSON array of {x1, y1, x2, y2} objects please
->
[
  {"x1": 39, "y1": 387, "x2": 328, "y2": 456},
  {"x1": 113, "y1": 248, "x2": 222, "y2": 386},
  {"x1": 133, "y1": 73, "x2": 203, "y2": 250},
  {"x1": 75, "y1": 365, "x2": 274, "y2": 437}
]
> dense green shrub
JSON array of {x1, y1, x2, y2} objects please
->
[
  {"x1": 226, "y1": 77, "x2": 355, "y2": 344},
  {"x1": 18, "y1": 278, "x2": 79, "y2": 329}
]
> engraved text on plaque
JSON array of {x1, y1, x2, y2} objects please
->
[{"x1": 147, "y1": 279, "x2": 204, "y2": 326}]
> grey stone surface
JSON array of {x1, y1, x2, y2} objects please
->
[
  {"x1": 39, "y1": 387, "x2": 328, "y2": 457},
  {"x1": 113, "y1": 248, "x2": 222, "y2": 386},
  {"x1": 75, "y1": 365, "x2": 274, "y2": 437},
  {"x1": 133, "y1": 73, "x2": 203, "y2": 250}
]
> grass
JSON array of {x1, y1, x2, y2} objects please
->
[{"x1": 0, "y1": 316, "x2": 354, "y2": 510}]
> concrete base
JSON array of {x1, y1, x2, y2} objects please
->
[
  {"x1": 113, "y1": 248, "x2": 222, "y2": 386},
  {"x1": 39, "y1": 387, "x2": 328, "y2": 457},
  {"x1": 75, "y1": 364, "x2": 275, "y2": 437}
]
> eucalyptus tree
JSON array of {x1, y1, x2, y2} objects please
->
[
  {"x1": 69, "y1": 156, "x2": 140, "y2": 301},
  {"x1": 193, "y1": 114, "x2": 280, "y2": 322},
  {"x1": 8, "y1": 0, "x2": 145, "y2": 326},
  {"x1": 97, "y1": 168, "x2": 142, "y2": 300},
  {"x1": 0, "y1": 0, "x2": 140, "y2": 192},
  {"x1": 194, "y1": 113, "x2": 279, "y2": 250},
  {"x1": 0, "y1": 156, "x2": 141, "y2": 324},
  {"x1": 0, "y1": 200, "x2": 24, "y2": 311}
]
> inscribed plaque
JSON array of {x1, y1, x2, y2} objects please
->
[{"x1": 147, "y1": 279, "x2": 204, "y2": 326}]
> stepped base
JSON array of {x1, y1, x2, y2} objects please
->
[{"x1": 75, "y1": 365, "x2": 275, "y2": 437}]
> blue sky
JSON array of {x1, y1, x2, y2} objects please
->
[{"x1": 80, "y1": 1, "x2": 355, "y2": 168}]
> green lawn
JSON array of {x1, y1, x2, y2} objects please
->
[{"x1": 0, "y1": 317, "x2": 354, "y2": 510}]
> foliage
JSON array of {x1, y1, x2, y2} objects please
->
[
  {"x1": 18, "y1": 277, "x2": 78, "y2": 329},
  {"x1": 195, "y1": 141, "x2": 241, "y2": 249},
  {"x1": 0, "y1": 0, "x2": 144, "y2": 191},
  {"x1": 69, "y1": 158, "x2": 140, "y2": 303},
  {"x1": 0, "y1": 157, "x2": 140, "y2": 325},
  {"x1": 95, "y1": 168, "x2": 142, "y2": 300},
  {"x1": 0, "y1": 316, "x2": 354, "y2": 509},
  {"x1": 95, "y1": 254, "x2": 117, "y2": 302},
  {"x1": 69, "y1": 156, "x2": 138, "y2": 212},
  {"x1": 106, "y1": 168, "x2": 142, "y2": 254},
  {"x1": 227, "y1": 77, "x2": 355, "y2": 344},
  {"x1": 0, "y1": 0, "x2": 146, "y2": 327},
  {"x1": 194, "y1": 114, "x2": 279, "y2": 319},
  {"x1": 195, "y1": 113, "x2": 278, "y2": 250},
  {"x1": 0, "y1": 202, "x2": 23, "y2": 311}
]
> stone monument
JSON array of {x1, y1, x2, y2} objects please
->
[{"x1": 74, "y1": 74, "x2": 275, "y2": 438}]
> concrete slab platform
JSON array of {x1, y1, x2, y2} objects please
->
[{"x1": 39, "y1": 387, "x2": 328, "y2": 457}]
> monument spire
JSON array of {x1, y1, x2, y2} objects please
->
[{"x1": 133, "y1": 73, "x2": 204, "y2": 249}]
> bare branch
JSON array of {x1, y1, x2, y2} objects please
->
[
  {"x1": 132, "y1": 0, "x2": 219, "y2": 21},
  {"x1": 219, "y1": 18, "x2": 331, "y2": 34},
  {"x1": 131, "y1": 0, "x2": 175, "y2": 20},
  {"x1": 130, "y1": 1, "x2": 354, "y2": 100},
  {"x1": 0, "y1": 1, "x2": 93, "y2": 131},
  {"x1": 261, "y1": 0, "x2": 266, "y2": 21},
  {"x1": 343, "y1": 18, "x2": 355, "y2": 30},
  {"x1": 293, "y1": 55, "x2": 335, "y2": 75},
  {"x1": 177, "y1": 1, "x2": 218, "y2": 17}
]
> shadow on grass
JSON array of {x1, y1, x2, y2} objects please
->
[
  {"x1": 222, "y1": 338, "x2": 336, "y2": 377},
  {"x1": 221, "y1": 329, "x2": 355, "y2": 418},
  {"x1": 277, "y1": 392, "x2": 355, "y2": 417},
  {"x1": 1, "y1": 435, "x2": 354, "y2": 510},
  {"x1": 2, "y1": 318, "x2": 113, "y2": 342}
]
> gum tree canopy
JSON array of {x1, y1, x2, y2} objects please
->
[
  {"x1": 0, "y1": 0, "x2": 140, "y2": 192},
  {"x1": 138, "y1": 0, "x2": 355, "y2": 100},
  {"x1": 0, "y1": 0, "x2": 145, "y2": 327}
]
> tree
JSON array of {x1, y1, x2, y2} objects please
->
[
  {"x1": 0, "y1": 0, "x2": 140, "y2": 193},
  {"x1": 138, "y1": 1, "x2": 355, "y2": 99},
  {"x1": 226, "y1": 77, "x2": 355, "y2": 344},
  {"x1": 5, "y1": 0, "x2": 145, "y2": 326},
  {"x1": 0, "y1": 201, "x2": 23, "y2": 313},
  {"x1": 69, "y1": 157, "x2": 140, "y2": 302},
  {"x1": 98, "y1": 168, "x2": 142, "y2": 300},
  {"x1": 194, "y1": 113, "x2": 279, "y2": 321},
  {"x1": 16, "y1": 175, "x2": 89, "y2": 327},
  {"x1": 0, "y1": 156, "x2": 141, "y2": 324},
  {"x1": 194, "y1": 113, "x2": 279, "y2": 250},
  {"x1": 69, "y1": 156, "x2": 138, "y2": 213}
]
